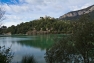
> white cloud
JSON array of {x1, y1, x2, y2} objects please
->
[
  {"x1": 3, "y1": 4, "x2": 32, "y2": 14},
  {"x1": 2, "y1": 4, "x2": 12, "y2": 12},
  {"x1": 3, "y1": 21, "x2": 19, "y2": 27},
  {"x1": 25, "y1": 0, "x2": 45, "y2": 5},
  {"x1": 69, "y1": 3, "x2": 92, "y2": 11},
  {"x1": 81, "y1": 3, "x2": 92, "y2": 9}
]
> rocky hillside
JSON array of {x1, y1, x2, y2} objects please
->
[{"x1": 59, "y1": 5, "x2": 94, "y2": 20}]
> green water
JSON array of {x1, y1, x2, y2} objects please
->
[{"x1": 0, "y1": 34, "x2": 62, "y2": 63}]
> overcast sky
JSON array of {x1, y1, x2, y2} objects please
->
[{"x1": 0, "y1": 0, "x2": 94, "y2": 27}]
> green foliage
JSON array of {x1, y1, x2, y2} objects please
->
[
  {"x1": 7, "y1": 25, "x2": 16, "y2": 34},
  {"x1": 72, "y1": 14, "x2": 94, "y2": 63},
  {"x1": 45, "y1": 36, "x2": 79, "y2": 63},
  {"x1": 45, "y1": 14, "x2": 94, "y2": 63},
  {"x1": 0, "y1": 46, "x2": 14, "y2": 63},
  {"x1": 0, "y1": 26, "x2": 7, "y2": 34},
  {"x1": 3, "y1": 16, "x2": 73, "y2": 34}
]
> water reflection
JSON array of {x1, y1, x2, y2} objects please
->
[{"x1": 0, "y1": 34, "x2": 56, "y2": 63}]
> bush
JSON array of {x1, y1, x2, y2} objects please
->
[
  {"x1": 0, "y1": 46, "x2": 14, "y2": 63},
  {"x1": 45, "y1": 14, "x2": 94, "y2": 63}
]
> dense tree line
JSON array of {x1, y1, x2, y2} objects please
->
[
  {"x1": 0, "y1": 16, "x2": 73, "y2": 34},
  {"x1": 0, "y1": 14, "x2": 94, "y2": 35}
]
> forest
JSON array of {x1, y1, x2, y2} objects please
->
[{"x1": 0, "y1": 16, "x2": 80, "y2": 35}]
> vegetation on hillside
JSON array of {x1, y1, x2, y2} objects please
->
[
  {"x1": 0, "y1": 16, "x2": 73, "y2": 34},
  {"x1": 0, "y1": 13, "x2": 94, "y2": 35}
]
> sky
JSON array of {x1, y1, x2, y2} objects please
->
[{"x1": 0, "y1": 0, "x2": 94, "y2": 27}]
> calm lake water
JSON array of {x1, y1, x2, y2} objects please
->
[{"x1": 0, "y1": 34, "x2": 63, "y2": 63}]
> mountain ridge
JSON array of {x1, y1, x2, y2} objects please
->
[{"x1": 59, "y1": 5, "x2": 94, "y2": 20}]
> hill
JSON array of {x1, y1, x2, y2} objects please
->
[
  {"x1": 59, "y1": 5, "x2": 94, "y2": 20},
  {"x1": 1, "y1": 5, "x2": 94, "y2": 35}
]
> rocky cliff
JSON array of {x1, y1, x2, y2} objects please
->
[{"x1": 59, "y1": 5, "x2": 94, "y2": 20}]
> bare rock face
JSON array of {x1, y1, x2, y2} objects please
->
[{"x1": 59, "y1": 5, "x2": 94, "y2": 20}]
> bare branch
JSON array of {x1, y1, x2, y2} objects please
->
[{"x1": 0, "y1": 6, "x2": 6, "y2": 27}]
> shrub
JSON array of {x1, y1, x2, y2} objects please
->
[{"x1": 0, "y1": 46, "x2": 14, "y2": 63}]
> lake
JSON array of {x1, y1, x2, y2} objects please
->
[{"x1": 0, "y1": 34, "x2": 62, "y2": 63}]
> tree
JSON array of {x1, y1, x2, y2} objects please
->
[
  {"x1": 0, "y1": 7, "x2": 14, "y2": 63},
  {"x1": 0, "y1": 7, "x2": 5, "y2": 27},
  {"x1": 0, "y1": 26, "x2": 7, "y2": 34},
  {"x1": 72, "y1": 14, "x2": 94, "y2": 63},
  {"x1": 7, "y1": 25, "x2": 16, "y2": 34},
  {"x1": 45, "y1": 14, "x2": 94, "y2": 63},
  {"x1": 0, "y1": 46, "x2": 14, "y2": 63}
]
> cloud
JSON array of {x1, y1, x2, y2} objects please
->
[
  {"x1": 2, "y1": 3, "x2": 33, "y2": 14},
  {"x1": 25, "y1": 0, "x2": 44, "y2": 4},
  {"x1": 69, "y1": 3, "x2": 92, "y2": 11}
]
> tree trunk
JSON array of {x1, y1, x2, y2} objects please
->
[{"x1": 83, "y1": 51, "x2": 89, "y2": 63}]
